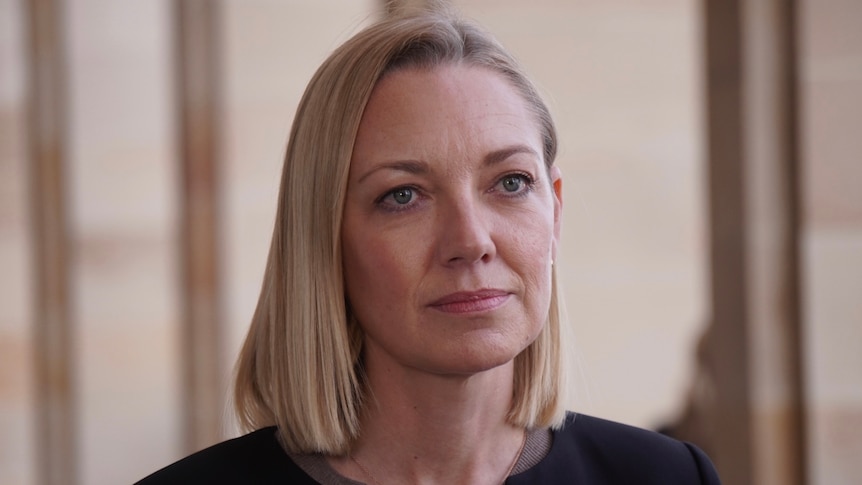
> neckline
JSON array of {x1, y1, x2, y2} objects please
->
[{"x1": 284, "y1": 425, "x2": 556, "y2": 485}]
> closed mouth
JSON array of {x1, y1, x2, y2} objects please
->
[{"x1": 429, "y1": 289, "x2": 511, "y2": 314}]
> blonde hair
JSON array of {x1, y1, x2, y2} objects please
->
[{"x1": 233, "y1": 6, "x2": 569, "y2": 455}]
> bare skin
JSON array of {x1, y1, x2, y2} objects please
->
[
  {"x1": 329, "y1": 360, "x2": 524, "y2": 484},
  {"x1": 331, "y1": 63, "x2": 563, "y2": 484}
]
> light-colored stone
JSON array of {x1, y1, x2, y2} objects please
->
[
  {"x1": 803, "y1": 229, "x2": 862, "y2": 485},
  {"x1": 800, "y1": 1, "x2": 862, "y2": 483},
  {"x1": 65, "y1": 0, "x2": 180, "y2": 483},
  {"x1": 0, "y1": 1, "x2": 36, "y2": 484}
]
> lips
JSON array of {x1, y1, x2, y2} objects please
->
[{"x1": 428, "y1": 289, "x2": 511, "y2": 314}]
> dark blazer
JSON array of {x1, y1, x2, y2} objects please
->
[
  {"x1": 508, "y1": 413, "x2": 720, "y2": 484},
  {"x1": 136, "y1": 413, "x2": 720, "y2": 484}
]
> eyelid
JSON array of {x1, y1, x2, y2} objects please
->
[
  {"x1": 492, "y1": 171, "x2": 536, "y2": 194},
  {"x1": 374, "y1": 184, "x2": 418, "y2": 203},
  {"x1": 374, "y1": 184, "x2": 424, "y2": 212}
]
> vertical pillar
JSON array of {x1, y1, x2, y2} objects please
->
[
  {"x1": 174, "y1": 0, "x2": 224, "y2": 452},
  {"x1": 703, "y1": 0, "x2": 806, "y2": 483},
  {"x1": 25, "y1": 0, "x2": 76, "y2": 484},
  {"x1": 704, "y1": 1, "x2": 753, "y2": 482}
]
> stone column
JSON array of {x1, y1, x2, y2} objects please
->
[
  {"x1": 25, "y1": 0, "x2": 77, "y2": 483},
  {"x1": 174, "y1": 0, "x2": 225, "y2": 453},
  {"x1": 701, "y1": 1, "x2": 806, "y2": 484}
]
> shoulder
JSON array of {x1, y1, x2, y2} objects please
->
[
  {"x1": 510, "y1": 413, "x2": 720, "y2": 485},
  {"x1": 134, "y1": 427, "x2": 317, "y2": 485}
]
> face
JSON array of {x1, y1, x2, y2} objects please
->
[{"x1": 341, "y1": 64, "x2": 562, "y2": 377}]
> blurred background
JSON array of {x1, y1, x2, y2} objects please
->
[{"x1": 1, "y1": 0, "x2": 859, "y2": 484}]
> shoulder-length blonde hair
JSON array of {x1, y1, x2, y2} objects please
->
[{"x1": 234, "y1": 7, "x2": 569, "y2": 455}]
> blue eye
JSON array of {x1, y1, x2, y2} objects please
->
[
  {"x1": 501, "y1": 175, "x2": 523, "y2": 192},
  {"x1": 497, "y1": 173, "x2": 533, "y2": 194},
  {"x1": 390, "y1": 187, "x2": 413, "y2": 204},
  {"x1": 375, "y1": 185, "x2": 421, "y2": 213}
]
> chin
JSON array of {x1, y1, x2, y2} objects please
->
[{"x1": 432, "y1": 335, "x2": 528, "y2": 376}]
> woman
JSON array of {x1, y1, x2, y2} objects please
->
[{"x1": 138, "y1": 6, "x2": 720, "y2": 485}]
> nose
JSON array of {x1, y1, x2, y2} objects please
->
[{"x1": 436, "y1": 196, "x2": 496, "y2": 267}]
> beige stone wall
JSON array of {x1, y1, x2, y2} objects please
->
[
  {"x1": 64, "y1": 1, "x2": 180, "y2": 483},
  {"x1": 3, "y1": 0, "x2": 859, "y2": 484},
  {"x1": 799, "y1": 0, "x2": 862, "y2": 483},
  {"x1": 0, "y1": 2, "x2": 35, "y2": 484}
]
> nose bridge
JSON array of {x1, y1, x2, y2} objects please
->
[{"x1": 436, "y1": 189, "x2": 495, "y2": 265}]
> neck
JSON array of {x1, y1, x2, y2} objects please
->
[{"x1": 332, "y1": 356, "x2": 525, "y2": 484}]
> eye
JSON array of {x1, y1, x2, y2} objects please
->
[
  {"x1": 375, "y1": 186, "x2": 419, "y2": 212},
  {"x1": 390, "y1": 187, "x2": 413, "y2": 204},
  {"x1": 495, "y1": 173, "x2": 533, "y2": 195}
]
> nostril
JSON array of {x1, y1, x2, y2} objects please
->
[{"x1": 442, "y1": 240, "x2": 494, "y2": 267}]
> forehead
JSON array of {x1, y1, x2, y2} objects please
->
[{"x1": 351, "y1": 64, "x2": 542, "y2": 165}]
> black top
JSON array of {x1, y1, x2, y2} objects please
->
[{"x1": 135, "y1": 413, "x2": 721, "y2": 484}]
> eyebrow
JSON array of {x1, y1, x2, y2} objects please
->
[
  {"x1": 357, "y1": 159, "x2": 430, "y2": 184},
  {"x1": 356, "y1": 144, "x2": 541, "y2": 184},
  {"x1": 483, "y1": 144, "x2": 541, "y2": 167}
]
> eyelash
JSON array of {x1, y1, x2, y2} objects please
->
[
  {"x1": 374, "y1": 171, "x2": 537, "y2": 213},
  {"x1": 375, "y1": 185, "x2": 423, "y2": 213},
  {"x1": 493, "y1": 171, "x2": 536, "y2": 196}
]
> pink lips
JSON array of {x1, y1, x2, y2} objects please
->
[{"x1": 429, "y1": 289, "x2": 511, "y2": 314}]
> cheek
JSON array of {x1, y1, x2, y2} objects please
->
[
  {"x1": 342, "y1": 228, "x2": 416, "y2": 316},
  {"x1": 506, "y1": 207, "x2": 556, "y2": 266},
  {"x1": 503, "y1": 210, "x2": 556, "y2": 303}
]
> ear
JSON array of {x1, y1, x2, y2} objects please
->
[{"x1": 549, "y1": 165, "x2": 563, "y2": 261}]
